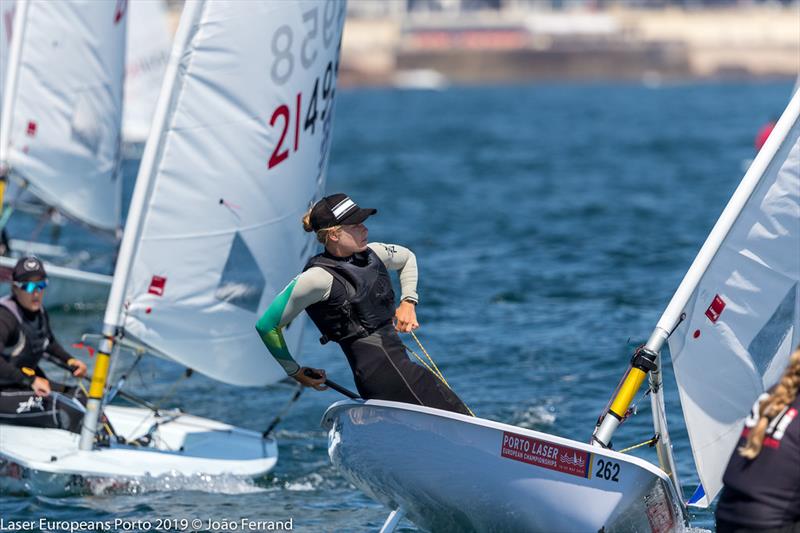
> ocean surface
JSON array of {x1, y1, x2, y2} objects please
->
[{"x1": 1, "y1": 81, "x2": 795, "y2": 532}]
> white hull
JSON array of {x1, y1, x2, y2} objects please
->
[
  {"x1": 323, "y1": 400, "x2": 688, "y2": 533},
  {"x1": 0, "y1": 255, "x2": 112, "y2": 308},
  {"x1": 0, "y1": 405, "x2": 277, "y2": 496}
]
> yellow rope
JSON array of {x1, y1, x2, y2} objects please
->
[
  {"x1": 404, "y1": 331, "x2": 474, "y2": 417},
  {"x1": 404, "y1": 343, "x2": 438, "y2": 376},
  {"x1": 617, "y1": 436, "x2": 659, "y2": 454},
  {"x1": 410, "y1": 331, "x2": 449, "y2": 386}
]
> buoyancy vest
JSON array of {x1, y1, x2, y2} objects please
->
[
  {"x1": 717, "y1": 392, "x2": 800, "y2": 527},
  {"x1": 0, "y1": 296, "x2": 51, "y2": 370},
  {"x1": 304, "y1": 248, "x2": 395, "y2": 344}
]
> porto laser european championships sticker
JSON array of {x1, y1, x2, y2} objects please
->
[{"x1": 500, "y1": 431, "x2": 592, "y2": 478}]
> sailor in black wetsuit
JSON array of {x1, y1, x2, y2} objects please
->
[
  {"x1": 715, "y1": 345, "x2": 800, "y2": 533},
  {"x1": 256, "y1": 194, "x2": 470, "y2": 415},
  {"x1": 0, "y1": 256, "x2": 88, "y2": 433}
]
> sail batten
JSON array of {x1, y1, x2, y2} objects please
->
[
  {"x1": 116, "y1": 0, "x2": 346, "y2": 387},
  {"x1": 662, "y1": 91, "x2": 800, "y2": 507}
]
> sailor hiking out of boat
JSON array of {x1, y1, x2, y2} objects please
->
[
  {"x1": 715, "y1": 344, "x2": 800, "y2": 533},
  {"x1": 0, "y1": 256, "x2": 87, "y2": 432},
  {"x1": 256, "y1": 194, "x2": 470, "y2": 415}
]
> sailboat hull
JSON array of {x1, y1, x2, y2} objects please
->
[
  {"x1": 323, "y1": 400, "x2": 688, "y2": 532},
  {"x1": 0, "y1": 405, "x2": 276, "y2": 496}
]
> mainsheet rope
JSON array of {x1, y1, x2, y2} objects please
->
[{"x1": 404, "y1": 331, "x2": 475, "y2": 416}]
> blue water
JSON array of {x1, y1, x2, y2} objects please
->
[{"x1": 1, "y1": 81, "x2": 794, "y2": 531}]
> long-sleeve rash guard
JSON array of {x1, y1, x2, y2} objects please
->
[{"x1": 255, "y1": 242, "x2": 418, "y2": 376}]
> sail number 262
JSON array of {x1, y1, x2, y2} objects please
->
[
  {"x1": 594, "y1": 458, "x2": 620, "y2": 482},
  {"x1": 267, "y1": 1, "x2": 345, "y2": 171}
]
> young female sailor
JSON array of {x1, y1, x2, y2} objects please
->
[
  {"x1": 715, "y1": 344, "x2": 800, "y2": 533},
  {"x1": 256, "y1": 194, "x2": 470, "y2": 415}
]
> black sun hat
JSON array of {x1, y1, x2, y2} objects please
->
[
  {"x1": 309, "y1": 194, "x2": 377, "y2": 232},
  {"x1": 12, "y1": 256, "x2": 47, "y2": 282}
]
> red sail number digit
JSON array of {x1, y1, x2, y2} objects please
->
[{"x1": 268, "y1": 105, "x2": 290, "y2": 169}]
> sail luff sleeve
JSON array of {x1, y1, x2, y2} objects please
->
[{"x1": 256, "y1": 271, "x2": 332, "y2": 376}]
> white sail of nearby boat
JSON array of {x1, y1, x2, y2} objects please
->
[
  {"x1": 323, "y1": 89, "x2": 800, "y2": 531},
  {"x1": 0, "y1": 0, "x2": 124, "y2": 232},
  {"x1": 659, "y1": 88, "x2": 800, "y2": 507},
  {"x1": 0, "y1": 0, "x2": 124, "y2": 307},
  {"x1": 123, "y1": 0, "x2": 172, "y2": 145},
  {"x1": 0, "y1": 0, "x2": 15, "y2": 110}
]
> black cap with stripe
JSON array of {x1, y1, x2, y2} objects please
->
[{"x1": 309, "y1": 193, "x2": 377, "y2": 232}]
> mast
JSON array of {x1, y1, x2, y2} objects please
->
[
  {"x1": 0, "y1": 0, "x2": 29, "y2": 210},
  {"x1": 79, "y1": 0, "x2": 204, "y2": 451},
  {"x1": 591, "y1": 89, "x2": 800, "y2": 493}
]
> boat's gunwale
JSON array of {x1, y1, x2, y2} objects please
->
[{"x1": 322, "y1": 399, "x2": 677, "y2": 486}]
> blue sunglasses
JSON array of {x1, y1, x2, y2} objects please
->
[{"x1": 14, "y1": 280, "x2": 48, "y2": 293}]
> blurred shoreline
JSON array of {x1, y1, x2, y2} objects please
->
[{"x1": 339, "y1": 5, "x2": 799, "y2": 87}]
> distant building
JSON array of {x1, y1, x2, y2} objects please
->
[{"x1": 346, "y1": 0, "x2": 797, "y2": 18}]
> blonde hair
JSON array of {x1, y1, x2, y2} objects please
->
[
  {"x1": 302, "y1": 208, "x2": 341, "y2": 246},
  {"x1": 738, "y1": 344, "x2": 800, "y2": 459}
]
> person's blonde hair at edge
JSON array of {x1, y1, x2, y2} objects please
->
[
  {"x1": 738, "y1": 343, "x2": 800, "y2": 459},
  {"x1": 302, "y1": 208, "x2": 341, "y2": 246}
]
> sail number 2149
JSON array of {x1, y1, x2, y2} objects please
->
[{"x1": 266, "y1": 1, "x2": 345, "y2": 171}]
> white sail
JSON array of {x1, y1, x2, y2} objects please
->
[
  {"x1": 120, "y1": 0, "x2": 346, "y2": 387},
  {"x1": 663, "y1": 91, "x2": 800, "y2": 507},
  {"x1": 0, "y1": 0, "x2": 15, "y2": 111},
  {"x1": 0, "y1": 0, "x2": 124, "y2": 231},
  {"x1": 123, "y1": 0, "x2": 172, "y2": 144}
]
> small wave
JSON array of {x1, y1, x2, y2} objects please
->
[
  {"x1": 121, "y1": 473, "x2": 267, "y2": 495},
  {"x1": 271, "y1": 429, "x2": 325, "y2": 440},
  {"x1": 513, "y1": 404, "x2": 557, "y2": 429},
  {"x1": 284, "y1": 472, "x2": 323, "y2": 492},
  {"x1": 11, "y1": 471, "x2": 266, "y2": 498},
  {"x1": 490, "y1": 291, "x2": 526, "y2": 304}
]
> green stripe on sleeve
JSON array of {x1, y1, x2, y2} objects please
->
[{"x1": 256, "y1": 279, "x2": 300, "y2": 376}]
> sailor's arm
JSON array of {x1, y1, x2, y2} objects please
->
[
  {"x1": 255, "y1": 268, "x2": 332, "y2": 387},
  {"x1": 0, "y1": 310, "x2": 33, "y2": 388},
  {"x1": 0, "y1": 356, "x2": 30, "y2": 388},
  {"x1": 45, "y1": 340, "x2": 87, "y2": 377},
  {"x1": 368, "y1": 242, "x2": 419, "y2": 332},
  {"x1": 41, "y1": 310, "x2": 87, "y2": 377},
  {"x1": 0, "y1": 327, "x2": 47, "y2": 395},
  {"x1": 368, "y1": 242, "x2": 419, "y2": 303}
]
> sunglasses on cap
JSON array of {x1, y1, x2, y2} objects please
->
[{"x1": 14, "y1": 280, "x2": 48, "y2": 293}]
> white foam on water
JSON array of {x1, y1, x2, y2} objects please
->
[
  {"x1": 116, "y1": 472, "x2": 267, "y2": 495},
  {"x1": 514, "y1": 404, "x2": 557, "y2": 429},
  {"x1": 284, "y1": 473, "x2": 323, "y2": 492}
]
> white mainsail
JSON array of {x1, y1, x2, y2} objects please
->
[
  {"x1": 662, "y1": 90, "x2": 800, "y2": 506},
  {"x1": 118, "y1": 0, "x2": 346, "y2": 387},
  {"x1": 0, "y1": 0, "x2": 15, "y2": 110},
  {"x1": 0, "y1": 0, "x2": 125, "y2": 231},
  {"x1": 123, "y1": 0, "x2": 172, "y2": 144}
]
